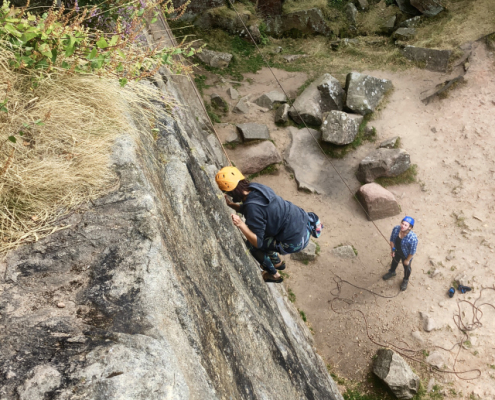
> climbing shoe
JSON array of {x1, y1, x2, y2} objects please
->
[
  {"x1": 262, "y1": 272, "x2": 283, "y2": 283},
  {"x1": 458, "y1": 285, "x2": 472, "y2": 294},
  {"x1": 448, "y1": 287, "x2": 455, "y2": 298},
  {"x1": 275, "y1": 261, "x2": 286, "y2": 271},
  {"x1": 382, "y1": 271, "x2": 397, "y2": 280},
  {"x1": 400, "y1": 279, "x2": 409, "y2": 291}
]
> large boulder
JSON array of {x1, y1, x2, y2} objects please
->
[
  {"x1": 285, "y1": 127, "x2": 341, "y2": 194},
  {"x1": 345, "y1": 73, "x2": 393, "y2": 115},
  {"x1": 410, "y1": 0, "x2": 443, "y2": 16},
  {"x1": 228, "y1": 141, "x2": 282, "y2": 175},
  {"x1": 321, "y1": 111, "x2": 363, "y2": 145},
  {"x1": 197, "y1": 49, "x2": 233, "y2": 69},
  {"x1": 356, "y1": 183, "x2": 401, "y2": 221},
  {"x1": 402, "y1": 46, "x2": 451, "y2": 72},
  {"x1": 380, "y1": 15, "x2": 397, "y2": 34},
  {"x1": 254, "y1": 90, "x2": 288, "y2": 110},
  {"x1": 289, "y1": 74, "x2": 344, "y2": 126},
  {"x1": 373, "y1": 349, "x2": 420, "y2": 399},
  {"x1": 265, "y1": 8, "x2": 333, "y2": 38},
  {"x1": 317, "y1": 76, "x2": 345, "y2": 112},
  {"x1": 396, "y1": 0, "x2": 422, "y2": 16},
  {"x1": 356, "y1": 148, "x2": 411, "y2": 183},
  {"x1": 236, "y1": 123, "x2": 270, "y2": 141},
  {"x1": 195, "y1": 6, "x2": 252, "y2": 35}
]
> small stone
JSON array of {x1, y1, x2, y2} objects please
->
[
  {"x1": 291, "y1": 241, "x2": 317, "y2": 262},
  {"x1": 392, "y1": 27, "x2": 416, "y2": 41},
  {"x1": 283, "y1": 54, "x2": 307, "y2": 63},
  {"x1": 233, "y1": 99, "x2": 249, "y2": 114},
  {"x1": 236, "y1": 123, "x2": 270, "y2": 141},
  {"x1": 420, "y1": 312, "x2": 436, "y2": 332},
  {"x1": 210, "y1": 93, "x2": 229, "y2": 111},
  {"x1": 274, "y1": 103, "x2": 290, "y2": 124},
  {"x1": 356, "y1": 183, "x2": 400, "y2": 221},
  {"x1": 426, "y1": 351, "x2": 445, "y2": 369},
  {"x1": 378, "y1": 136, "x2": 399, "y2": 149},
  {"x1": 254, "y1": 90, "x2": 287, "y2": 110},
  {"x1": 57, "y1": 302, "x2": 66, "y2": 308},
  {"x1": 196, "y1": 49, "x2": 233, "y2": 69},
  {"x1": 227, "y1": 87, "x2": 239, "y2": 100},
  {"x1": 411, "y1": 331, "x2": 424, "y2": 344},
  {"x1": 431, "y1": 127, "x2": 437, "y2": 133},
  {"x1": 332, "y1": 245, "x2": 357, "y2": 259}
]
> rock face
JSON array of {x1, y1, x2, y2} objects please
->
[
  {"x1": 373, "y1": 349, "x2": 420, "y2": 399},
  {"x1": 265, "y1": 8, "x2": 333, "y2": 38},
  {"x1": 289, "y1": 74, "x2": 343, "y2": 126},
  {"x1": 228, "y1": 141, "x2": 282, "y2": 175},
  {"x1": 393, "y1": 27, "x2": 416, "y2": 40},
  {"x1": 275, "y1": 103, "x2": 290, "y2": 124},
  {"x1": 402, "y1": 46, "x2": 452, "y2": 72},
  {"x1": 321, "y1": 111, "x2": 363, "y2": 145},
  {"x1": 291, "y1": 241, "x2": 317, "y2": 262},
  {"x1": 254, "y1": 90, "x2": 288, "y2": 110},
  {"x1": 410, "y1": 0, "x2": 443, "y2": 16},
  {"x1": 356, "y1": 148, "x2": 411, "y2": 183},
  {"x1": 197, "y1": 49, "x2": 233, "y2": 69},
  {"x1": 356, "y1": 183, "x2": 401, "y2": 221},
  {"x1": 345, "y1": 72, "x2": 393, "y2": 115},
  {"x1": 396, "y1": 0, "x2": 422, "y2": 16},
  {"x1": 0, "y1": 17, "x2": 344, "y2": 400},
  {"x1": 236, "y1": 123, "x2": 270, "y2": 141}
]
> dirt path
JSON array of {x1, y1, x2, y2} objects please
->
[{"x1": 210, "y1": 43, "x2": 495, "y2": 398}]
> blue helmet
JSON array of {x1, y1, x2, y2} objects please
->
[{"x1": 402, "y1": 216, "x2": 415, "y2": 227}]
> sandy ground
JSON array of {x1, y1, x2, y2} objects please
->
[{"x1": 205, "y1": 43, "x2": 495, "y2": 398}]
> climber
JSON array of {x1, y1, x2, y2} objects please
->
[
  {"x1": 382, "y1": 216, "x2": 418, "y2": 291},
  {"x1": 215, "y1": 166, "x2": 322, "y2": 283}
]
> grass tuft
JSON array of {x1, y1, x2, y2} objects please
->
[
  {"x1": 375, "y1": 164, "x2": 418, "y2": 186},
  {"x1": 248, "y1": 163, "x2": 279, "y2": 179}
]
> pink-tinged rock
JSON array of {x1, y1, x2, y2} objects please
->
[
  {"x1": 356, "y1": 183, "x2": 400, "y2": 221},
  {"x1": 228, "y1": 141, "x2": 282, "y2": 175}
]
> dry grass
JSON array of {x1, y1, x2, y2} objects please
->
[
  {"x1": 357, "y1": 0, "x2": 398, "y2": 36},
  {"x1": 0, "y1": 48, "x2": 164, "y2": 255},
  {"x1": 412, "y1": 0, "x2": 495, "y2": 49}
]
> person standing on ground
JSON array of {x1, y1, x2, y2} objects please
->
[
  {"x1": 382, "y1": 216, "x2": 418, "y2": 291},
  {"x1": 215, "y1": 167, "x2": 322, "y2": 283}
]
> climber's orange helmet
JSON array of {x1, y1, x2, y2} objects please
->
[{"x1": 215, "y1": 166, "x2": 245, "y2": 192}]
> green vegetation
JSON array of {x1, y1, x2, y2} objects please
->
[
  {"x1": 314, "y1": 241, "x2": 321, "y2": 255},
  {"x1": 248, "y1": 164, "x2": 279, "y2": 179},
  {"x1": 375, "y1": 165, "x2": 418, "y2": 187},
  {"x1": 194, "y1": 75, "x2": 211, "y2": 96},
  {"x1": 205, "y1": 103, "x2": 222, "y2": 123},
  {"x1": 299, "y1": 309, "x2": 307, "y2": 322},
  {"x1": 288, "y1": 288, "x2": 296, "y2": 303}
]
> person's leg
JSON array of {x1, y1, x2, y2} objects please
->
[
  {"x1": 400, "y1": 259, "x2": 412, "y2": 291},
  {"x1": 383, "y1": 253, "x2": 401, "y2": 280},
  {"x1": 246, "y1": 239, "x2": 284, "y2": 276}
]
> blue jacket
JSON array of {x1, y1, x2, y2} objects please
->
[
  {"x1": 240, "y1": 183, "x2": 308, "y2": 249},
  {"x1": 390, "y1": 226, "x2": 418, "y2": 259}
]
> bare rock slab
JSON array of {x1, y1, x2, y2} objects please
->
[
  {"x1": 233, "y1": 98, "x2": 250, "y2": 114},
  {"x1": 356, "y1": 148, "x2": 411, "y2": 183},
  {"x1": 275, "y1": 103, "x2": 290, "y2": 124},
  {"x1": 345, "y1": 72, "x2": 393, "y2": 115},
  {"x1": 321, "y1": 111, "x2": 363, "y2": 145},
  {"x1": 227, "y1": 87, "x2": 239, "y2": 100},
  {"x1": 332, "y1": 245, "x2": 356, "y2": 259},
  {"x1": 402, "y1": 46, "x2": 451, "y2": 72},
  {"x1": 345, "y1": 2, "x2": 358, "y2": 25},
  {"x1": 289, "y1": 74, "x2": 343, "y2": 126},
  {"x1": 254, "y1": 90, "x2": 287, "y2": 110},
  {"x1": 197, "y1": 49, "x2": 233, "y2": 69},
  {"x1": 410, "y1": 0, "x2": 443, "y2": 16},
  {"x1": 285, "y1": 127, "x2": 340, "y2": 194},
  {"x1": 228, "y1": 141, "x2": 281, "y2": 175},
  {"x1": 236, "y1": 123, "x2": 270, "y2": 141},
  {"x1": 373, "y1": 349, "x2": 420, "y2": 399},
  {"x1": 356, "y1": 183, "x2": 401, "y2": 221},
  {"x1": 381, "y1": 15, "x2": 397, "y2": 34},
  {"x1": 291, "y1": 241, "x2": 317, "y2": 262}
]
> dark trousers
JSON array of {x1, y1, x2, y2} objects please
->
[
  {"x1": 246, "y1": 233, "x2": 309, "y2": 275},
  {"x1": 390, "y1": 253, "x2": 412, "y2": 280}
]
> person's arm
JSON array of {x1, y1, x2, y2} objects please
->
[
  {"x1": 231, "y1": 214, "x2": 258, "y2": 247},
  {"x1": 390, "y1": 241, "x2": 395, "y2": 257},
  {"x1": 225, "y1": 195, "x2": 241, "y2": 212},
  {"x1": 404, "y1": 234, "x2": 418, "y2": 266}
]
